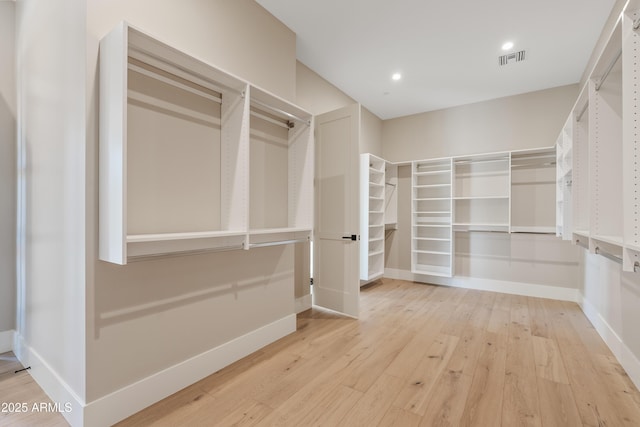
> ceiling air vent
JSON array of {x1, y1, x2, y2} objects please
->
[{"x1": 499, "y1": 50, "x2": 526, "y2": 66}]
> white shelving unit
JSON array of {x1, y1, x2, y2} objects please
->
[
  {"x1": 555, "y1": 117, "x2": 573, "y2": 240},
  {"x1": 411, "y1": 159, "x2": 454, "y2": 277},
  {"x1": 555, "y1": 6, "x2": 640, "y2": 271},
  {"x1": 453, "y1": 153, "x2": 510, "y2": 232},
  {"x1": 385, "y1": 162, "x2": 398, "y2": 230},
  {"x1": 247, "y1": 86, "x2": 314, "y2": 248},
  {"x1": 589, "y1": 19, "x2": 623, "y2": 259},
  {"x1": 623, "y1": 2, "x2": 640, "y2": 271},
  {"x1": 360, "y1": 154, "x2": 386, "y2": 283},
  {"x1": 572, "y1": 87, "x2": 590, "y2": 247},
  {"x1": 510, "y1": 147, "x2": 556, "y2": 234},
  {"x1": 99, "y1": 22, "x2": 313, "y2": 264}
]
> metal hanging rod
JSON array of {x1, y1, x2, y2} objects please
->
[
  {"x1": 128, "y1": 63, "x2": 222, "y2": 103},
  {"x1": 250, "y1": 109, "x2": 290, "y2": 129},
  {"x1": 129, "y1": 46, "x2": 244, "y2": 97},
  {"x1": 594, "y1": 48, "x2": 622, "y2": 91},
  {"x1": 576, "y1": 101, "x2": 589, "y2": 122},
  {"x1": 129, "y1": 244, "x2": 244, "y2": 262},
  {"x1": 249, "y1": 238, "x2": 309, "y2": 249},
  {"x1": 594, "y1": 246, "x2": 622, "y2": 264},
  {"x1": 251, "y1": 98, "x2": 311, "y2": 127}
]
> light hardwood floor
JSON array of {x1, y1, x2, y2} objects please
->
[{"x1": 3, "y1": 279, "x2": 640, "y2": 426}]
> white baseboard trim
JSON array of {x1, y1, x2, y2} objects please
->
[
  {"x1": 14, "y1": 333, "x2": 85, "y2": 427},
  {"x1": 384, "y1": 268, "x2": 580, "y2": 302},
  {"x1": 578, "y1": 295, "x2": 640, "y2": 390},
  {"x1": 84, "y1": 314, "x2": 296, "y2": 427},
  {"x1": 295, "y1": 294, "x2": 312, "y2": 313},
  {"x1": 0, "y1": 329, "x2": 15, "y2": 353}
]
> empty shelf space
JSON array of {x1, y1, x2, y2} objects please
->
[
  {"x1": 453, "y1": 196, "x2": 509, "y2": 200},
  {"x1": 510, "y1": 226, "x2": 556, "y2": 234},
  {"x1": 592, "y1": 234, "x2": 623, "y2": 247},
  {"x1": 412, "y1": 264, "x2": 452, "y2": 277}
]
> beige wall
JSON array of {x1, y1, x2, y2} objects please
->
[
  {"x1": 15, "y1": 0, "x2": 88, "y2": 408},
  {"x1": 295, "y1": 61, "x2": 355, "y2": 116},
  {"x1": 382, "y1": 84, "x2": 580, "y2": 162},
  {"x1": 0, "y1": 1, "x2": 16, "y2": 335},
  {"x1": 296, "y1": 61, "x2": 382, "y2": 156},
  {"x1": 383, "y1": 85, "x2": 583, "y2": 291},
  {"x1": 85, "y1": 0, "x2": 299, "y2": 403}
]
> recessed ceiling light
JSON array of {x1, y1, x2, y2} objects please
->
[
  {"x1": 391, "y1": 73, "x2": 402, "y2": 81},
  {"x1": 502, "y1": 41, "x2": 514, "y2": 51}
]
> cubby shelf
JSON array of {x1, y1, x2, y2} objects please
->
[{"x1": 99, "y1": 21, "x2": 313, "y2": 264}]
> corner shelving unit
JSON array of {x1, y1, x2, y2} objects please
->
[
  {"x1": 411, "y1": 159, "x2": 454, "y2": 277},
  {"x1": 452, "y1": 153, "x2": 510, "y2": 232},
  {"x1": 385, "y1": 162, "x2": 399, "y2": 231},
  {"x1": 510, "y1": 147, "x2": 556, "y2": 234},
  {"x1": 360, "y1": 154, "x2": 386, "y2": 283},
  {"x1": 247, "y1": 86, "x2": 314, "y2": 248},
  {"x1": 589, "y1": 18, "x2": 623, "y2": 260},
  {"x1": 623, "y1": 2, "x2": 640, "y2": 272}
]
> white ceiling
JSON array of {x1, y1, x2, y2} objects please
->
[{"x1": 256, "y1": 0, "x2": 617, "y2": 119}]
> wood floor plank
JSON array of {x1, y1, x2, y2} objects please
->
[
  {"x1": 393, "y1": 333, "x2": 459, "y2": 416},
  {"x1": 291, "y1": 384, "x2": 362, "y2": 427},
  {"x1": 213, "y1": 399, "x2": 273, "y2": 426},
  {"x1": 542, "y1": 298, "x2": 634, "y2": 426},
  {"x1": 459, "y1": 331, "x2": 507, "y2": 427},
  {"x1": 536, "y1": 377, "x2": 582, "y2": 427},
  {"x1": 377, "y1": 405, "x2": 423, "y2": 427},
  {"x1": 338, "y1": 373, "x2": 404, "y2": 427},
  {"x1": 418, "y1": 369, "x2": 474, "y2": 427},
  {"x1": 527, "y1": 297, "x2": 551, "y2": 338},
  {"x1": 5, "y1": 279, "x2": 640, "y2": 427},
  {"x1": 531, "y1": 335, "x2": 570, "y2": 384},
  {"x1": 501, "y1": 310, "x2": 542, "y2": 427}
]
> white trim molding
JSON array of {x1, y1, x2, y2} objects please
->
[
  {"x1": 295, "y1": 294, "x2": 312, "y2": 313},
  {"x1": 578, "y1": 295, "x2": 640, "y2": 391},
  {"x1": 13, "y1": 333, "x2": 85, "y2": 427},
  {"x1": 384, "y1": 268, "x2": 581, "y2": 302},
  {"x1": 0, "y1": 329, "x2": 15, "y2": 353},
  {"x1": 83, "y1": 314, "x2": 296, "y2": 427}
]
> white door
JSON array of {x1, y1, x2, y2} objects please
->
[{"x1": 313, "y1": 104, "x2": 361, "y2": 318}]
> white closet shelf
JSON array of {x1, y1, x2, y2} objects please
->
[
  {"x1": 414, "y1": 224, "x2": 452, "y2": 228},
  {"x1": 413, "y1": 197, "x2": 451, "y2": 201},
  {"x1": 415, "y1": 237, "x2": 450, "y2": 241},
  {"x1": 385, "y1": 222, "x2": 398, "y2": 230},
  {"x1": 414, "y1": 170, "x2": 450, "y2": 175},
  {"x1": 413, "y1": 184, "x2": 451, "y2": 188},
  {"x1": 369, "y1": 250, "x2": 384, "y2": 257},
  {"x1": 248, "y1": 228, "x2": 311, "y2": 247},
  {"x1": 592, "y1": 234, "x2": 623, "y2": 247},
  {"x1": 369, "y1": 182, "x2": 384, "y2": 188},
  {"x1": 453, "y1": 196, "x2": 509, "y2": 200},
  {"x1": 625, "y1": 243, "x2": 640, "y2": 252},
  {"x1": 413, "y1": 250, "x2": 450, "y2": 255},
  {"x1": 573, "y1": 230, "x2": 590, "y2": 239},
  {"x1": 412, "y1": 264, "x2": 452, "y2": 277},
  {"x1": 453, "y1": 223, "x2": 509, "y2": 232}
]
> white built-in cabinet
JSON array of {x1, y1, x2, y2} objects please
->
[
  {"x1": 511, "y1": 148, "x2": 557, "y2": 234},
  {"x1": 409, "y1": 147, "x2": 556, "y2": 277},
  {"x1": 359, "y1": 154, "x2": 400, "y2": 283},
  {"x1": 411, "y1": 158, "x2": 454, "y2": 277},
  {"x1": 556, "y1": 1, "x2": 640, "y2": 272},
  {"x1": 360, "y1": 154, "x2": 386, "y2": 282},
  {"x1": 453, "y1": 153, "x2": 510, "y2": 232},
  {"x1": 99, "y1": 21, "x2": 313, "y2": 264}
]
